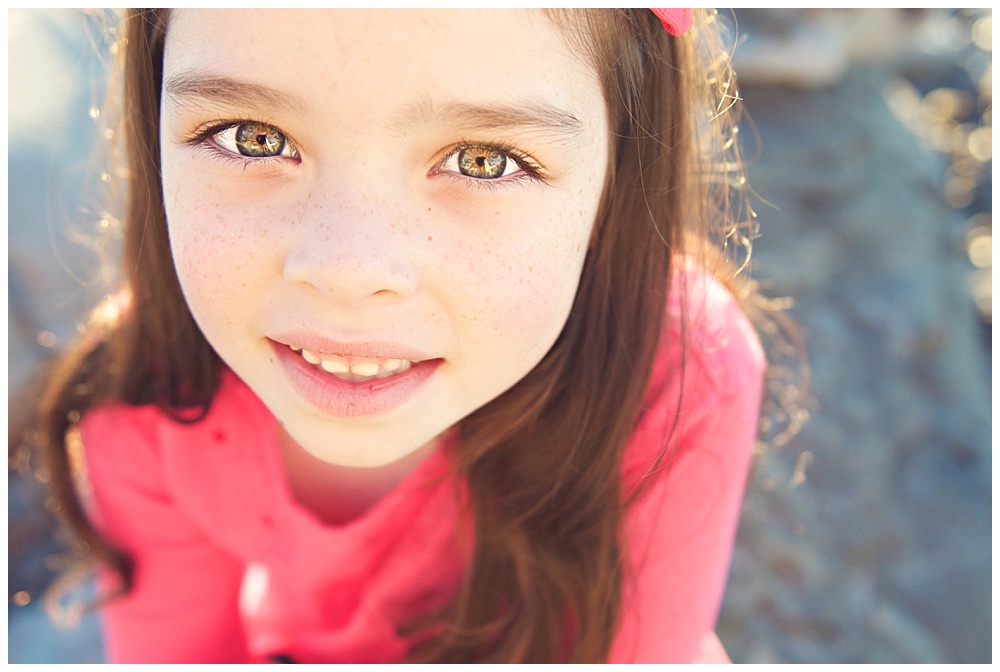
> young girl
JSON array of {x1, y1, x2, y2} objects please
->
[{"x1": 37, "y1": 8, "x2": 766, "y2": 663}]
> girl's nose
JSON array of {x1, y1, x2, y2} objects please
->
[{"x1": 282, "y1": 196, "x2": 420, "y2": 308}]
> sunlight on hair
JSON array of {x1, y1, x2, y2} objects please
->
[
  {"x1": 690, "y1": 9, "x2": 811, "y2": 451},
  {"x1": 90, "y1": 290, "x2": 130, "y2": 328}
]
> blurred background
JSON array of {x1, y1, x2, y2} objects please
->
[{"x1": 7, "y1": 9, "x2": 992, "y2": 663}]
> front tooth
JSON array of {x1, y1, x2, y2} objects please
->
[
  {"x1": 397, "y1": 360, "x2": 412, "y2": 373},
  {"x1": 382, "y1": 359, "x2": 402, "y2": 372},
  {"x1": 301, "y1": 349, "x2": 321, "y2": 365},
  {"x1": 350, "y1": 362, "x2": 381, "y2": 377},
  {"x1": 320, "y1": 358, "x2": 350, "y2": 374}
]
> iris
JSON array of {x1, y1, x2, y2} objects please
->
[
  {"x1": 235, "y1": 122, "x2": 286, "y2": 157},
  {"x1": 457, "y1": 146, "x2": 507, "y2": 179}
]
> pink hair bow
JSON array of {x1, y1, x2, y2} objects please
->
[{"x1": 651, "y1": 8, "x2": 692, "y2": 36}]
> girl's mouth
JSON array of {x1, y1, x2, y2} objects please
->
[
  {"x1": 270, "y1": 338, "x2": 441, "y2": 418},
  {"x1": 288, "y1": 345, "x2": 413, "y2": 383}
]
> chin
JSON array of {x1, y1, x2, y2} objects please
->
[{"x1": 279, "y1": 416, "x2": 444, "y2": 469}]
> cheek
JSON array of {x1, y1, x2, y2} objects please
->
[
  {"x1": 478, "y1": 148, "x2": 607, "y2": 340},
  {"x1": 162, "y1": 173, "x2": 279, "y2": 328},
  {"x1": 452, "y1": 198, "x2": 596, "y2": 357}
]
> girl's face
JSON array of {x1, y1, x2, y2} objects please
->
[{"x1": 160, "y1": 10, "x2": 609, "y2": 468}]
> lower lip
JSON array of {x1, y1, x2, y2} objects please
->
[{"x1": 272, "y1": 342, "x2": 441, "y2": 418}]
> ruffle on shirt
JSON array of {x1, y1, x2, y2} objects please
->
[{"x1": 141, "y1": 374, "x2": 468, "y2": 662}]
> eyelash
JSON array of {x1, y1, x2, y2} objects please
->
[{"x1": 185, "y1": 121, "x2": 548, "y2": 189}]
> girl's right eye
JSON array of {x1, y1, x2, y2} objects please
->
[{"x1": 209, "y1": 121, "x2": 298, "y2": 159}]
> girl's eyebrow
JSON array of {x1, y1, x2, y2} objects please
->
[
  {"x1": 399, "y1": 99, "x2": 584, "y2": 143},
  {"x1": 161, "y1": 73, "x2": 309, "y2": 115},
  {"x1": 162, "y1": 73, "x2": 585, "y2": 143}
]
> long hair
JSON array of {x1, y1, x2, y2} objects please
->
[{"x1": 36, "y1": 9, "x2": 752, "y2": 663}]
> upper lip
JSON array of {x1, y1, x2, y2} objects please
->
[{"x1": 269, "y1": 332, "x2": 436, "y2": 363}]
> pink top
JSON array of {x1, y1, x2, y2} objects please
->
[{"x1": 76, "y1": 266, "x2": 765, "y2": 663}]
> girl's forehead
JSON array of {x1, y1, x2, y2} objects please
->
[{"x1": 163, "y1": 9, "x2": 605, "y2": 132}]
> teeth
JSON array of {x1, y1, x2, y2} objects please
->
[
  {"x1": 350, "y1": 362, "x2": 381, "y2": 377},
  {"x1": 320, "y1": 358, "x2": 350, "y2": 374},
  {"x1": 290, "y1": 345, "x2": 415, "y2": 382}
]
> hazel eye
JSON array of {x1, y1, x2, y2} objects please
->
[
  {"x1": 213, "y1": 122, "x2": 296, "y2": 158},
  {"x1": 442, "y1": 144, "x2": 524, "y2": 180},
  {"x1": 458, "y1": 146, "x2": 512, "y2": 179}
]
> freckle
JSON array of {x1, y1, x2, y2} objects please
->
[
  {"x1": 212, "y1": 430, "x2": 226, "y2": 443},
  {"x1": 427, "y1": 235, "x2": 432, "y2": 241},
  {"x1": 427, "y1": 207, "x2": 432, "y2": 212}
]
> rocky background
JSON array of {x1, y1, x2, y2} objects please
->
[{"x1": 7, "y1": 9, "x2": 992, "y2": 664}]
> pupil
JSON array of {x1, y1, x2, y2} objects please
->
[
  {"x1": 476, "y1": 156, "x2": 486, "y2": 167},
  {"x1": 257, "y1": 134, "x2": 268, "y2": 146}
]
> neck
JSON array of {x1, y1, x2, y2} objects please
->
[{"x1": 276, "y1": 426, "x2": 440, "y2": 526}]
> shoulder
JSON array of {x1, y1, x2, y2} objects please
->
[
  {"x1": 75, "y1": 402, "x2": 174, "y2": 512},
  {"x1": 623, "y1": 260, "x2": 766, "y2": 486},
  {"x1": 660, "y1": 259, "x2": 765, "y2": 400},
  {"x1": 76, "y1": 371, "x2": 273, "y2": 548},
  {"x1": 77, "y1": 370, "x2": 260, "y2": 473}
]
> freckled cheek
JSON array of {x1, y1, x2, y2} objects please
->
[
  {"x1": 459, "y1": 212, "x2": 593, "y2": 345},
  {"x1": 163, "y1": 185, "x2": 282, "y2": 322}
]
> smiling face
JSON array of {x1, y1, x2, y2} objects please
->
[{"x1": 160, "y1": 9, "x2": 609, "y2": 468}]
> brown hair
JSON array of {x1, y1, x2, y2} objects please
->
[{"x1": 35, "y1": 9, "x2": 754, "y2": 663}]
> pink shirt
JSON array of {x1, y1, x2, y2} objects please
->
[{"x1": 76, "y1": 267, "x2": 765, "y2": 663}]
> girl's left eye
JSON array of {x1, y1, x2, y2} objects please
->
[
  {"x1": 438, "y1": 144, "x2": 534, "y2": 181},
  {"x1": 211, "y1": 121, "x2": 297, "y2": 159}
]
